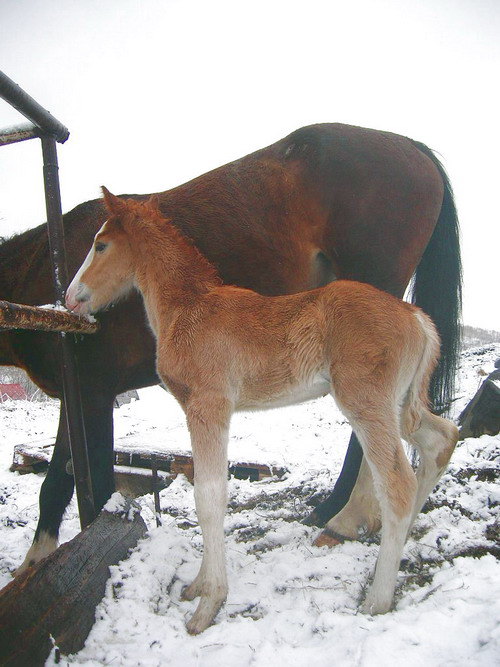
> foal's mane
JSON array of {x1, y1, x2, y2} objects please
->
[{"x1": 114, "y1": 196, "x2": 223, "y2": 288}]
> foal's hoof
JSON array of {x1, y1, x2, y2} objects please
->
[
  {"x1": 360, "y1": 592, "x2": 393, "y2": 616},
  {"x1": 186, "y1": 597, "x2": 225, "y2": 635},
  {"x1": 181, "y1": 582, "x2": 201, "y2": 602},
  {"x1": 313, "y1": 528, "x2": 345, "y2": 548}
]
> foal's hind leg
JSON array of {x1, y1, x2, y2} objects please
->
[
  {"x1": 181, "y1": 394, "x2": 231, "y2": 635},
  {"x1": 332, "y1": 390, "x2": 417, "y2": 615},
  {"x1": 354, "y1": 418, "x2": 417, "y2": 615},
  {"x1": 404, "y1": 409, "x2": 458, "y2": 531}
]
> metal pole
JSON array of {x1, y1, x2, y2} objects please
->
[
  {"x1": 0, "y1": 122, "x2": 40, "y2": 147},
  {"x1": 41, "y1": 135, "x2": 96, "y2": 529},
  {"x1": 151, "y1": 455, "x2": 162, "y2": 527},
  {"x1": 0, "y1": 71, "x2": 69, "y2": 143}
]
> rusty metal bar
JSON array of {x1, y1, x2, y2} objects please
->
[
  {"x1": 0, "y1": 71, "x2": 69, "y2": 143},
  {"x1": 41, "y1": 134, "x2": 96, "y2": 528},
  {"x1": 0, "y1": 122, "x2": 40, "y2": 147},
  {"x1": 41, "y1": 137, "x2": 69, "y2": 301},
  {"x1": 0, "y1": 72, "x2": 96, "y2": 529},
  {"x1": 151, "y1": 455, "x2": 162, "y2": 527},
  {"x1": 0, "y1": 300, "x2": 99, "y2": 334}
]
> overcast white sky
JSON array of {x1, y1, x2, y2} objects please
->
[{"x1": 1, "y1": 0, "x2": 499, "y2": 329}]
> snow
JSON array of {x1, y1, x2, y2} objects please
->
[
  {"x1": 39, "y1": 303, "x2": 97, "y2": 323},
  {"x1": 0, "y1": 345, "x2": 499, "y2": 666}
]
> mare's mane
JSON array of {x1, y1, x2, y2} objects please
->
[
  {"x1": 0, "y1": 225, "x2": 49, "y2": 297},
  {"x1": 0, "y1": 224, "x2": 47, "y2": 267}
]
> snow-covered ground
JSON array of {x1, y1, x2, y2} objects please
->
[{"x1": 0, "y1": 345, "x2": 499, "y2": 666}]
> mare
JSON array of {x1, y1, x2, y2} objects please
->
[
  {"x1": 66, "y1": 190, "x2": 459, "y2": 633},
  {"x1": 0, "y1": 124, "x2": 461, "y2": 574}
]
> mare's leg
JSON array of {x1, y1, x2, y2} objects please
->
[
  {"x1": 304, "y1": 432, "x2": 363, "y2": 527},
  {"x1": 313, "y1": 455, "x2": 381, "y2": 545},
  {"x1": 181, "y1": 395, "x2": 231, "y2": 635},
  {"x1": 304, "y1": 434, "x2": 380, "y2": 535},
  {"x1": 80, "y1": 390, "x2": 116, "y2": 512},
  {"x1": 15, "y1": 402, "x2": 74, "y2": 575},
  {"x1": 405, "y1": 409, "x2": 458, "y2": 531},
  {"x1": 15, "y1": 391, "x2": 116, "y2": 575}
]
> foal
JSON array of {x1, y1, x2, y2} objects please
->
[{"x1": 66, "y1": 189, "x2": 458, "y2": 634}]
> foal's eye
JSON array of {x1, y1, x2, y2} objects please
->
[{"x1": 95, "y1": 242, "x2": 107, "y2": 253}]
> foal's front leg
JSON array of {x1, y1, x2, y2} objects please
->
[{"x1": 181, "y1": 395, "x2": 231, "y2": 635}]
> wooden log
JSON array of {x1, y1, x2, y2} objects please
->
[
  {"x1": 0, "y1": 300, "x2": 99, "y2": 334},
  {"x1": 0, "y1": 497, "x2": 146, "y2": 666}
]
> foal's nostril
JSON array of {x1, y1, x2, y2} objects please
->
[{"x1": 73, "y1": 284, "x2": 91, "y2": 304}]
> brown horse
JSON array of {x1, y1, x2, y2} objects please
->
[
  {"x1": 66, "y1": 190, "x2": 458, "y2": 633},
  {"x1": 0, "y1": 124, "x2": 460, "y2": 574}
]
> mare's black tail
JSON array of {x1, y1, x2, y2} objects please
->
[{"x1": 410, "y1": 141, "x2": 462, "y2": 413}]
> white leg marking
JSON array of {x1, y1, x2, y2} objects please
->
[
  {"x1": 14, "y1": 532, "x2": 58, "y2": 577},
  {"x1": 182, "y1": 398, "x2": 230, "y2": 634}
]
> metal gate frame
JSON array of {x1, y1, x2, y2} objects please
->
[{"x1": 0, "y1": 70, "x2": 96, "y2": 528}]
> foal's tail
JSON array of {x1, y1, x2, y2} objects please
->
[
  {"x1": 409, "y1": 141, "x2": 462, "y2": 413},
  {"x1": 403, "y1": 310, "x2": 442, "y2": 434}
]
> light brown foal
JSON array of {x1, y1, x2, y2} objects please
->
[{"x1": 66, "y1": 189, "x2": 458, "y2": 634}]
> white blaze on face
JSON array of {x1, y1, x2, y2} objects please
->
[{"x1": 65, "y1": 227, "x2": 103, "y2": 313}]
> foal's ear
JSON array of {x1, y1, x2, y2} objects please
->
[
  {"x1": 146, "y1": 194, "x2": 161, "y2": 212},
  {"x1": 101, "y1": 186, "x2": 126, "y2": 214}
]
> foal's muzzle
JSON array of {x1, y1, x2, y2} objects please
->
[{"x1": 65, "y1": 282, "x2": 91, "y2": 313}]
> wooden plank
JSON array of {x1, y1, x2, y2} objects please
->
[
  {"x1": 11, "y1": 440, "x2": 288, "y2": 483},
  {"x1": 0, "y1": 300, "x2": 99, "y2": 334},
  {"x1": 114, "y1": 465, "x2": 171, "y2": 497},
  {"x1": 0, "y1": 498, "x2": 146, "y2": 665},
  {"x1": 11, "y1": 442, "x2": 53, "y2": 474}
]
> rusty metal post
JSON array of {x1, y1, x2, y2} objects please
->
[
  {"x1": 0, "y1": 71, "x2": 69, "y2": 143},
  {"x1": 41, "y1": 135, "x2": 96, "y2": 529},
  {"x1": 151, "y1": 454, "x2": 162, "y2": 527},
  {"x1": 1, "y1": 70, "x2": 97, "y2": 528},
  {"x1": 0, "y1": 122, "x2": 40, "y2": 146}
]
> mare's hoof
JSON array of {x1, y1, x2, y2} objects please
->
[
  {"x1": 12, "y1": 560, "x2": 34, "y2": 578},
  {"x1": 313, "y1": 528, "x2": 346, "y2": 548}
]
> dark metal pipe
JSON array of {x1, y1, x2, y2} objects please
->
[
  {"x1": 41, "y1": 135, "x2": 96, "y2": 529},
  {"x1": 151, "y1": 455, "x2": 162, "y2": 527},
  {"x1": 0, "y1": 122, "x2": 40, "y2": 147},
  {"x1": 0, "y1": 71, "x2": 69, "y2": 143},
  {"x1": 41, "y1": 137, "x2": 69, "y2": 301}
]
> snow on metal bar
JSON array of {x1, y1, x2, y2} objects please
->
[
  {"x1": 0, "y1": 122, "x2": 39, "y2": 146},
  {"x1": 0, "y1": 70, "x2": 69, "y2": 143}
]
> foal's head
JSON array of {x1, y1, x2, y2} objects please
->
[{"x1": 66, "y1": 187, "x2": 157, "y2": 315}]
